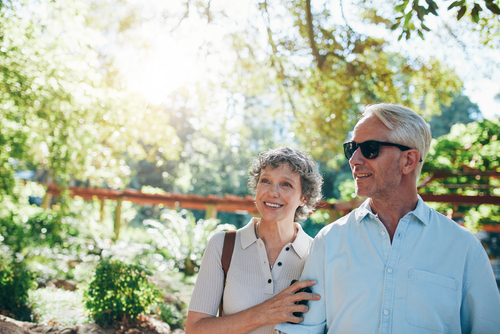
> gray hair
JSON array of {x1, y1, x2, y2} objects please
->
[
  {"x1": 248, "y1": 147, "x2": 323, "y2": 222},
  {"x1": 361, "y1": 103, "x2": 432, "y2": 180}
]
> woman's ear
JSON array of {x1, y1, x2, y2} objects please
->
[{"x1": 300, "y1": 195, "x2": 307, "y2": 206}]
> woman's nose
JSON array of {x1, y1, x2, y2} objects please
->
[{"x1": 269, "y1": 183, "x2": 279, "y2": 196}]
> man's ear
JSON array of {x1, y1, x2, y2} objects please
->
[{"x1": 402, "y1": 149, "x2": 420, "y2": 175}]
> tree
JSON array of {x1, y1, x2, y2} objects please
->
[
  {"x1": 0, "y1": 0, "x2": 181, "y2": 200},
  {"x1": 386, "y1": 0, "x2": 500, "y2": 40},
  {"x1": 218, "y1": 0, "x2": 463, "y2": 165},
  {"x1": 421, "y1": 117, "x2": 500, "y2": 229},
  {"x1": 429, "y1": 92, "x2": 482, "y2": 138}
]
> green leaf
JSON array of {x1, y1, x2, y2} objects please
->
[
  {"x1": 395, "y1": 0, "x2": 410, "y2": 12},
  {"x1": 457, "y1": 5, "x2": 467, "y2": 20},
  {"x1": 486, "y1": 2, "x2": 500, "y2": 14},
  {"x1": 421, "y1": 23, "x2": 431, "y2": 31},
  {"x1": 403, "y1": 11, "x2": 412, "y2": 28},
  {"x1": 448, "y1": 1, "x2": 464, "y2": 10},
  {"x1": 418, "y1": 29, "x2": 425, "y2": 40},
  {"x1": 390, "y1": 22, "x2": 401, "y2": 30},
  {"x1": 471, "y1": 3, "x2": 482, "y2": 23},
  {"x1": 417, "y1": 6, "x2": 425, "y2": 20}
]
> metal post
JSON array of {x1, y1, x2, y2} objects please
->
[
  {"x1": 205, "y1": 204, "x2": 218, "y2": 219},
  {"x1": 114, "y1": 196, "x2": 123, "y2": 240}
]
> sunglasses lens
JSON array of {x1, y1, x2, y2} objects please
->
[
  {"x1": 344, "y1": 142, "x2": 356, "y2": 160},
  {"x1": 361, "y1": 141, "x2": 380, "y2": 159}
]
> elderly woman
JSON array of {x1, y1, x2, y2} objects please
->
[{"x1": 186, "y1": 147, "x2": 323, "y2": 334}]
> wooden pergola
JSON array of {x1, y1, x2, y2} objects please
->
[{"x1": 43, "y1": 169, "x2": 500, "y2": 238}]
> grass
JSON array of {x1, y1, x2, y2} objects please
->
[{"x1": 29, "y1": 288, "x2": 89, "y2": 326}]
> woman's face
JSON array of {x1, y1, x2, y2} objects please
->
[{"x1": 255, "y1": 164, "x2": 306, "y2": 225}]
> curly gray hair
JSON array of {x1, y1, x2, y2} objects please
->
[{"x1": 248, "y1": 147, "x2": 323, "y2": 222}]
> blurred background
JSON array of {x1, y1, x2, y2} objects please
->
[{"x1": 0, "y1": 0, "x2": 499, "y2": 330}]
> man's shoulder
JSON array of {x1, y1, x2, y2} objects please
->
[
  {"x1": 423, "y1": 202, "x2": 479, "y2": 242},
  {"x1": 316, "y1": 209, "x2": 358, "y2": 238}
]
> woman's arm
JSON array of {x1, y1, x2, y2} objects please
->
[{"x1": 186, "y1": 280, "x2": 320, "y2": 334}]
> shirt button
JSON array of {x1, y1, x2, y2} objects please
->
[
  {"x1": 384, "y1": 310, "x2": 389, "y2": 315},
  {"x1": 286, "y1": 247, "x2": 290, "y2": 251},
  {"x1": 380, "y1": 231, "x2": 386, "y2": 236},
  {"x1": 278, "y1": 262, "x2": 282, "y2": 266},
  {"x1": 387, "y1": 268, "x2": 392, "y2": 273},
  {"x1": 268, "y1": 279, "x2": 272, "y2": 284}
]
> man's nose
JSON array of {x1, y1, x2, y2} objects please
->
[{"x1": 349, "y1": 147, "x2": 364, "y2": 167}]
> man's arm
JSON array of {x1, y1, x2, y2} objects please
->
[
  {"x1": 460, "y1": 244, "x2": 500, "y2": 334},
  {"x1": 275, "y1": 233, "x2": 327, "y2": 334}
]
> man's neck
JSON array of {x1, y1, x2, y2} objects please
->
[{"x1": 369, "y1": 192, "x2": 419, "y2": 242}]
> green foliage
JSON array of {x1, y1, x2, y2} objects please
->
[
  {"x1": 421, "y1": 117, "x2": 500, "y2": 228},
  {"x1": 220, "y1": 0, "x2": 463, "y2": 166},
  {"x1": 429, "y1": 93, "x2": 482, "y2": 138},
  {"x1": 0, "y1": 261, "x2": 36, "y2": 321},
  {"x1": 156, "y1": 303, "x2": 185, "y2": 329},
  {"x1": 84, "y1": 259, "x2": 162, "y2": 325},
  {"x1": 30, "y1": 288, "x2": 87, "y2": 326},
  {"x1": 464, "y1": 205, "x2": 500, "y2": 232},
  {"x1": 388, "y1": 0, "x2": 500, "y2": 40},
  {"x1": 0, "y1": 0, "x2": 181, "y2": 198},
  {"x1": 144, "y1": 209, "x2": 235, "y2": 275},
  {"x1": 0, "y1": 209, "x2": 67, "y2": 255},
  {"x1": 423, "y1": 117, "x2": 500, "y2": 175},
  {"x1": 338, "y1": 179, "x2": 358, "y2": 202}
]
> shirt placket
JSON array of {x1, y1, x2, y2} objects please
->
[
  {"x1": 379, "y1": 219, "x2": 409, "y2": 334},
  {"x1": 256, "y1": 238, "x2": 275, "y2": 294}
]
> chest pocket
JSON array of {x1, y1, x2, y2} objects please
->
[{"x1": 405, "y1": 269, "x2": 459, "y2": 333}]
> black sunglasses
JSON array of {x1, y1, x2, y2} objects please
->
[{"x1": 344, "y1": 140, "x2": 421, "y2": 161}]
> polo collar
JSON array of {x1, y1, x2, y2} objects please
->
[
  {"x1": 240, "y1": 217, "x2": 259, "y2": 249},
  {"x1": 353, "y1": 196, "x2": 429, "y2": 226},
  {"x1": 240, "y1": 218, "x2": 309, "y2": 258}
]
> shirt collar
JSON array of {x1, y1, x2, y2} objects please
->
[
  {"x1": 354, "y1": 198, "x2": 373, "y2": 223},
  {"x1": 240, "y1": 217, "x2": 259, "y2": 249},
  {"x1": 353, "y1": 196, "x2": 429, "y2": 226},
  {"x1": 291, "y1": 224, "x2": 310, "y2": 259},
  {"x1": 240, "y1": 217, "x2": 310, "y2": 258},
  {"x1": 406, "y1": 196, "x2": 429, "y2": 226}
]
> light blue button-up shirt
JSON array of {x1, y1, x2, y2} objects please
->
[{"x1": 276, "y1": 197, "x2": 500, "y2": 334}]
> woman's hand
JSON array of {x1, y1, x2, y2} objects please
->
[
  {"x1": 251, "y1": 279, "x2": 321, "y2": 326},
  {"x1": 185, "y1": 280, "x2": 320, "y2": 334}
]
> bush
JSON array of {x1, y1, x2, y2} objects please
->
[
  {"x1": 0, "y1": 261, "x2": 36, "y2": 321},
  {"x1": 144, "y1": 209, "x2": 235, "y2": 275},
  {"x1": 84, "y1": 259, "x2": 162, "y2": 325},
  {"x1": 156, "y1": 303, "x2": 185, "y2": 329}
]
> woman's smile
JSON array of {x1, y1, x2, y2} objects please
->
[{"x1": 256, "y1": 164, "x2": 305, "y2": 224}]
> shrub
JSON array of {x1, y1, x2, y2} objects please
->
[
  {"x1": 84, "y1": 259, "x2": 162, "y2": 325},
  {"x1": 0, "y1": 261, "x2": 36, "y2": 321},
  {"x1": 156, "y1": 303, "x2": 185, "y2": 329},
  {"x1": 144, "y1": 209, "x2": 235, "y2": 275}
]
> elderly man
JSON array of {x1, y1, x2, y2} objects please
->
[{"x1": 276, "y1": 103, "x2": 500, "y2": 333}]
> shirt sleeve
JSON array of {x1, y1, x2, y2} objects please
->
[
  {"x1": 460, "y1": 242, "x2": 500, "y2": 334},
  {"x1": 275, "y1": 232, "x2": 327, "y2": 334},
  {"x1": 188, "y1": 231, "x2": 226, "y2": 316}
]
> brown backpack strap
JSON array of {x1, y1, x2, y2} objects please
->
[{"x1": 219, "y1": 230, "x2": 236, "y2": 316}]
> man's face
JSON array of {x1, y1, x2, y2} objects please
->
[{"x1": 349, "y1": 115, "x2": 404, "y2": 200}]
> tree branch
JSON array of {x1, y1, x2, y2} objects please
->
[{"x1": 305, "y1": 0, "x2": 324, "y2": 70}]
